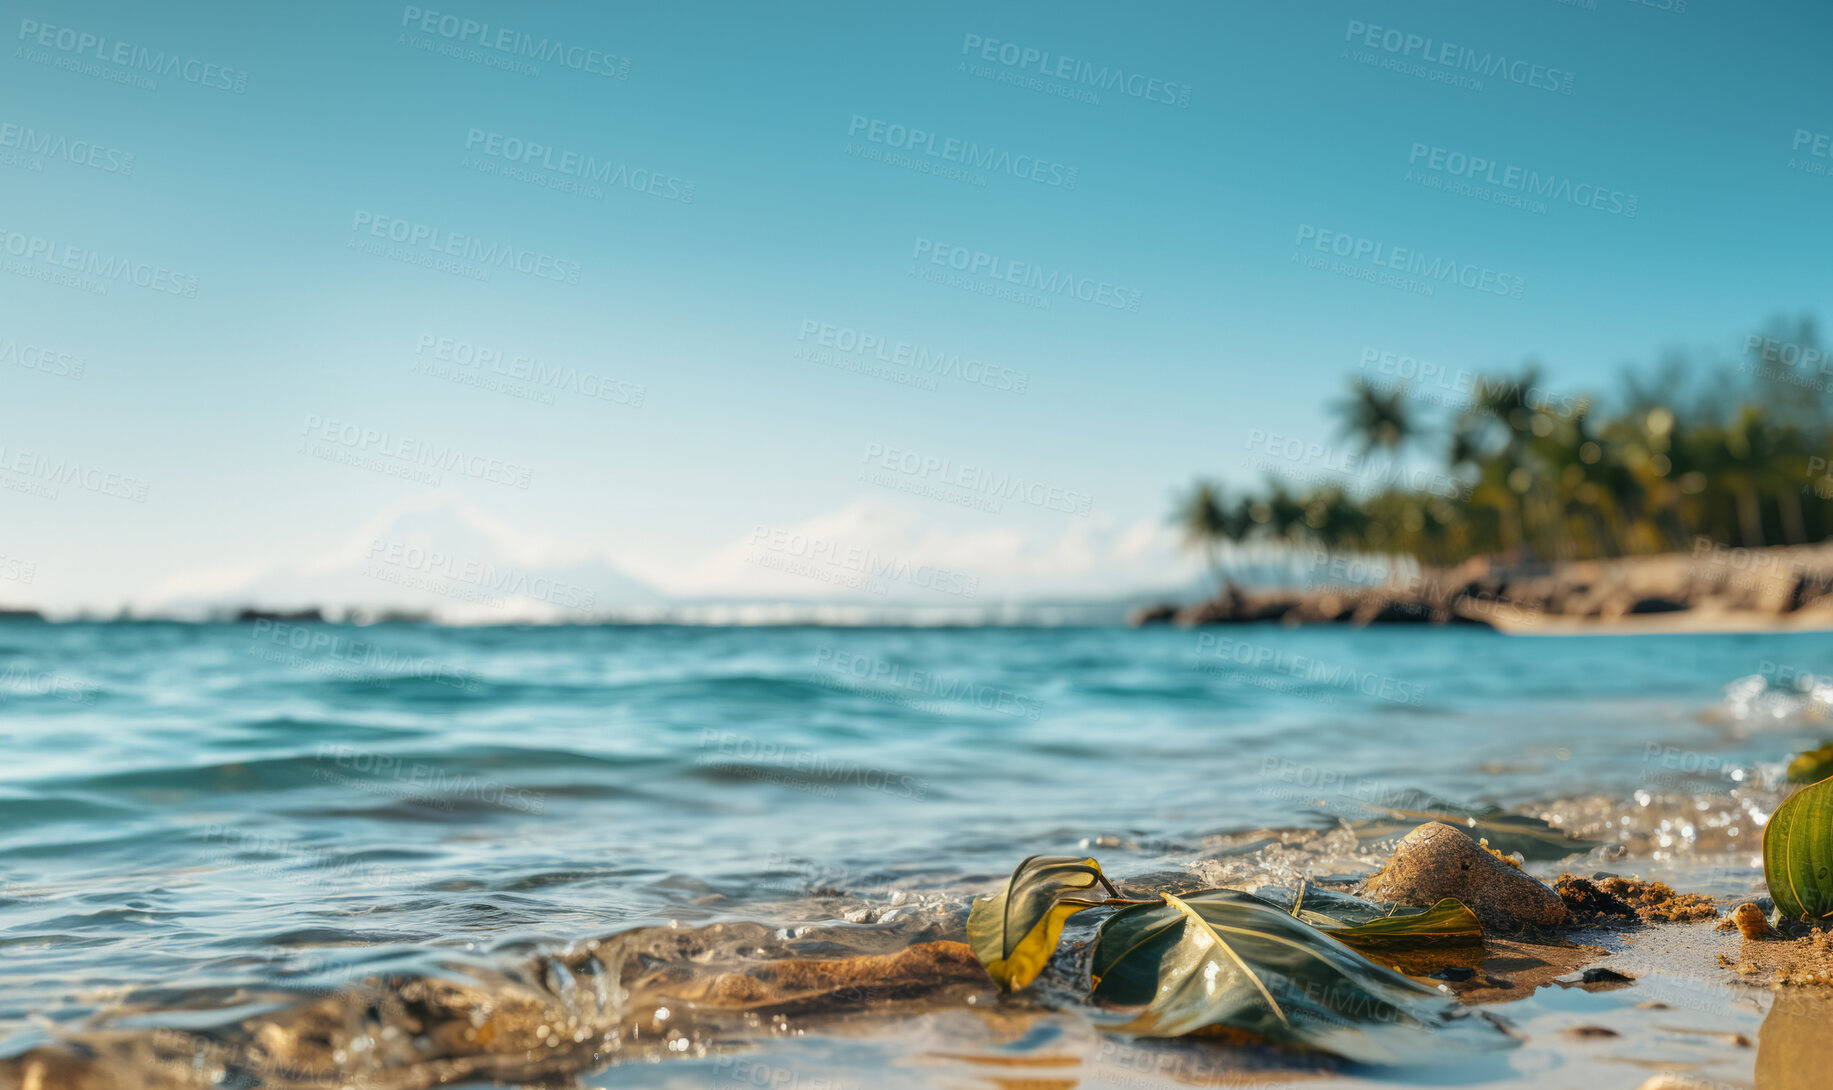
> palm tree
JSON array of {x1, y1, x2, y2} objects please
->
[
  {"x1": 1173, "y1": 323, "x2": 1833, "y2": 574},
  {"x1": 1719, "y1": 406, "x2": 1769, "y2": 547},
  {"x1": 1174, "y1": 480, "x2": 1240, "y2": 593},
  {"x1": 1332, "y1": 378, "x2": 1414, "y2": 454}
]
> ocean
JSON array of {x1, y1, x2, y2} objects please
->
[{"x1": 1, "y1": 620, "x2": 1822, "y2": 1087}]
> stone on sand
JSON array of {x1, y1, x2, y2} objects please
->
[{"x1": 1363, "y1": 822, "x2": 1567, "y2": 930}]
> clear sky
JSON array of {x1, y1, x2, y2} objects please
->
[{"x1": 4, "y1": 0, "x2": 1831, "y2": 614}]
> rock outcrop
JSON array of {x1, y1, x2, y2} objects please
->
[{"x1": 1134, "y1": 543, "x2": 1833, "y2": 631}]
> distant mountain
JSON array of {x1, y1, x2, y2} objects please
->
[{"x1": 144, "y1": 496, "x2": 663, "y2": 622}]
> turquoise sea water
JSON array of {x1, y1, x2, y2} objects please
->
[{"x1": 1, "y1": 620, "x2": 1827, "y2": 1084}]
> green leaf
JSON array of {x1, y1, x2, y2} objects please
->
[
  {"x1": 1326, "y1": 898, "x2": 1484, "y2": 951},
  {"x1": 1281, "y1": 881, "x2": 1400, "y2": 928},
  {"x1": 967, "y1": 855, "x2": 1116, "y2": 991},
  {"x1": 1089, "y1": 888, "x2": 1511, "y2": 1064},
  {"x1": 1764, "y1": 776, "x2": 1833, "y2": 920},
  {"x1": 1354, "y1": 801, "x2": 1602, "y2": 862}
]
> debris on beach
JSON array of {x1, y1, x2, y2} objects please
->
[
  {"x1": 1554, "y1": 874, "x2": 1638, "y2": 920},
  {"x1": 1556, "y1": 874, "x2": 1717, "y2": 924}
]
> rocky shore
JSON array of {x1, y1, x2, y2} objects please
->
[{"x1": 1131, "y1": 541, "x2": 1833, "y2": 633}]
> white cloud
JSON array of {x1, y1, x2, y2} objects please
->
[
  {"x1": 629, "y1": 496, "x2": 1199, "y2": 602},
  {"x1": 129, "y1": 493, "x2": 1201, "y2": 620}
]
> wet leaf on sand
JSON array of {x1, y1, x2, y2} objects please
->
[
  {"x1": 1089, "y1": 888, "x2": 1513, "y2": 1064},
  {"x1": 1280, "y1": 883, "x2": 1484, "y2": 948},
  {"x1": 967, "y1": 855, "x2": 1118, "y2": 990}
]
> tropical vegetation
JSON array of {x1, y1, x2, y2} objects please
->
[{"x1": 1177, "y1": 318, "x2": 1833, "y2": 570}]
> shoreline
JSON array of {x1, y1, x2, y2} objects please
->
[
  {"x1": 1133, "y1": 542, "x2": 1833, "y2": 636},
  {"x1": 0, "y1": 809, "x2": 1795, "y2": 1090}
]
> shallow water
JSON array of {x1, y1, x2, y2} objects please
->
[{"x1": 2, "y1": 620, "x2": 1828, "y2": 1085}]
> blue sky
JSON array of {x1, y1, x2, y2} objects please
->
[{"x1": 4, "y1": 0, "x2": 1831, "y2": 613}]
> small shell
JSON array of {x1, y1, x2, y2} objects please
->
[{"x1": 1730, "y1": 902, "x2": 1777, "y2": 941}]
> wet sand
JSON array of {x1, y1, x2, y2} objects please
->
[{"x1": 2, "y1": 810, "x2": 1812, "y2": 1090}]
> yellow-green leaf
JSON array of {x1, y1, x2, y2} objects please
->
[
  {"x1": 1326, "y1": 898, "x2": 1484, "y2": 951},
  {"x1": 1764, "y1": 775, "x2": 1833, "y2": 920},
  {"x1": 966, "y1": 855, "x2": 1114, "y2": 991}
]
